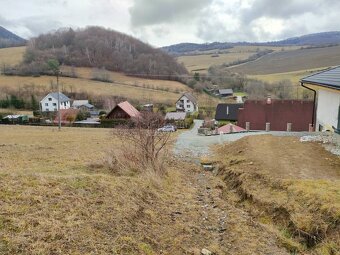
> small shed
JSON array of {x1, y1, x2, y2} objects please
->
[{"x1": 218, "y1": 89, "x2": 234, "y2": 97}]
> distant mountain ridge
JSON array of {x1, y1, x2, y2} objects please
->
[
  {"x1": 0, "y1": 26, "x2": 26, "y2": 48},
  {"x1": 162, "y1": 31, "x2": 340, "y2": 55}
]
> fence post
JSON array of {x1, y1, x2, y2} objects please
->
[
  {"x1": 265, "y1": 122, "x2": 270, "y2": 132},
  {"x1": 246, "y1": 122, "x2": 250, "y2": 132},
  {"x1": 309, "y1": 124, "x2": 314, "y2": 132},
  {"x1": 287, "y1": 123, "x2": 292, "y2": 132}
]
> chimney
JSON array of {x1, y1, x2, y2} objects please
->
[{"x1": 266, "y1": 95, "x2": 272, "y2": 104}]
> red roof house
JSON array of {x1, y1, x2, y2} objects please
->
[
  {"x1": 106, "y1": 101, "x2": 140, "y2": 119},
  {"x1": 237, "y1": 99, "x2": 314, "y2": 131}
]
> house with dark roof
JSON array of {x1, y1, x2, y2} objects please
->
[
  {"x1": 176, "y1": 92, "x2": 198, "y2": 113},
  {"x1": 218, "y1": 89, "x2": 234, "y2": 97},
  {"x1": 106, "y1": 101, "x2": 140, "y2": 119},
  {"x1": 215, "y1": 103, "x2": 243, "y2": 121},
  {"x1": 40, "y1": 92, "x2": 71, "y2": 112},
  {"x1": 301, "y1": 66, "x2": 340, "y2": 132}
]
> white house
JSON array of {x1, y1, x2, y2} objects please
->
[
  {"x1": 176, "y1": 92, "x2": 198, "y2": 113},
  {"x1": 301, "y1": 66, "x2": 340, "y2": 133},
  {"x1": 40, "y1": 92, "x2": 71, "y2": 112}
]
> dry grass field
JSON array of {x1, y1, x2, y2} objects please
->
[
  {"x1": 0, "y1": 126, "x2": 292, "y2": 254},
  {"x1": 228, "y1": 45, "x2": 340, "y2": 75},
  {"x1": 0, "y1": 47, "x2": 221, "y2": 107},
  {"x1": 177, "y1": 45, "x2": 301, "y2": 73},
  {"x1": 177, "y1": 52, "x2": 254, "y2": 73},
  {"x1": 0, "y1": 46, "x2": 26, "y2": 66},
  {"x1": 250, "y1": 68, "x2": 327, "y2": 85},
  {"x1": 215, "y1": 135, "x2": 340, "y2": 254}
]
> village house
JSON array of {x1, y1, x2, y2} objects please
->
[
  {"x1": 176, "y1": 92, "x2": 198, "y2": 113},
  {"x1": 215, "y1": 103, "x2": 244, "y2": 122},
  {"x1": 40, "y1": 92, "x2": 71, "y2": 112},
  {"x1": 106, "y1": 101, "x2": 140, "y2": 119},
  {"x1": 301, "y1": 66, "x2": 340, "y2": 133}
]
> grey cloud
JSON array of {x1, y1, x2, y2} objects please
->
[
  {"x1": 241, "y1": 0, "x2": 340, "y2": 24},
  {"x1": 129, "y1": 0, "x2": 212, "y2": 27},
  {"x1": 19, "y1": 16, "x2": 62, "y2": 36}
]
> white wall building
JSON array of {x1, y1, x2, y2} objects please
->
[
  {"x1": 176, "y1": 93, "x2": 198, "y2": 113},
  {"x1": 301, "y1": 67, "x2": 340, "y2": 132},
  {"x1": 40, "y1": 92, "x2": 71, "y2": 112}
]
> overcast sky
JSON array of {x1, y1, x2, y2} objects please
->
[{"x1": 1, "y1": 0, "x2": 340, "y2": 47}]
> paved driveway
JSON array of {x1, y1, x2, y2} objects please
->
[{"x1": 174, "y1": 120, "x2": 313, "y2": 158}]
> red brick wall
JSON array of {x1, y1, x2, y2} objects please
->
[{"x1": 237, "y1": 100, "x2": 314, "y2": 131}]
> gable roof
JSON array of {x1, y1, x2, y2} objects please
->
[
  {"x1": 118, "y1": 101, "x2": 140, "y2": 117},
  {"x1": 215, "y1": 103, "x2": 244, "y2": 121},
  {"x1": 218, "y1": 89, "x2": 234, "y2": 95},
  {"x1": 165, "y1": 112, "x2": 187, "y2": 120},
  {"x1": 178, "y1": 92, "x2": 197, "y2": 105},
  {"x1": 107, "y1": 101, "x2": 140, "y2": 118},
  {"x1": 301, "y1": 66, "x2": 340, "y2": 90},
  {"x1": 42, "y1": 92, "x2": 70, "y2": 103}
]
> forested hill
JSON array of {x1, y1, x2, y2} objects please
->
[
  {"x1": 163, "y1": 31, "x2": 340, "y2": 55},
  {"x1": 0, "y1": 26, "x2": 26, "y2": 48},
  {"x1": 23, "y1": 26, "x2": 187, "y2": 79}
]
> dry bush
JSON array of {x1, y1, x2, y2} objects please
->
[{"x1": 110, "y1": 112, "x2": 171, "y2": 176}]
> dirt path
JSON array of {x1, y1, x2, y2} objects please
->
[{"x1": 175, "y1": 166, "x2": 289, "y2": 254}]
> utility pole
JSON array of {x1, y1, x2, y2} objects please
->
[
  {"x1": 57, "y1": 72, "x2": 61, "y2": 131},
  {"x1": 47, "y1": 59, "x2": 62, "y2": 131}
]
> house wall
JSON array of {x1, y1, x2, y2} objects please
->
[
  {"x1": 176, "y1": 96, "x2": 197, "y2": 112},
  {"x1": 237, "y1": 100, "x2": 314, "y2": 131},
  {"x1": 41, "y1": 96, "x2": 70, "y2": 112},
  {"x1": 316, "y1": 89, "x2": 340, "y2": 131}
]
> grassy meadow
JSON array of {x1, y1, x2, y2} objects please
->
[
  {"x1": 228, "y1": 45, "x2": 340, "y2": 75},
  {"x1": 0, "y1": 47, "x2": 223, "y2": 107},
  {"x1": 0, "y1": 46, "x2": 25, "y2": 66},
  {"x1": 177, "y1": 45, "x2": 301, "y2": 73}
]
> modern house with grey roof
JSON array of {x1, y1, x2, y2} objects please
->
[
  {"x1": 40, "y1": 92, "x2": 71, "y2": 112},
  {"x1": 301, "y1": 66, "x2": 340, "y2": 133},
  {"x1": 176, "y1": 92, "x2": 198, "y2": 113}
]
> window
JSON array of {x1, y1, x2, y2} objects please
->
[
  {"x1": 187, "y1": 100, "x2": 190, "y2": 103},
  {"x1": 53, "y1": 103, "x2": 57, "y2": 106},
  {"x1": 48, "y1": 98, "x2": 52, "y2": 101},
  {"x1": 64, "y1": 102, "x2": 67, "y2": 106},
  {"x1": 45, "y1": 103, "x2": 48, "y2": 106},
  {"x1": 187, "y1": 105, "x2": 191, "y2": 108}
]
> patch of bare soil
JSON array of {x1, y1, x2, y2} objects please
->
[{"x1": 226, "y1": 135, "x2": 340, "y2": 180}]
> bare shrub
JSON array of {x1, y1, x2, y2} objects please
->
[{"x1": 111, "y1": 112, "x2": 171, "y2": 176}]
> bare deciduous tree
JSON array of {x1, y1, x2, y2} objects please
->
[{"x1": 111, "y1": 112, "x2": 171, "y2": 175}]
